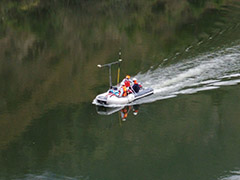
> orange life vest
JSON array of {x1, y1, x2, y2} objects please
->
[{"x1": 121, "y1": 85, "x2": 127, "y2": 97}]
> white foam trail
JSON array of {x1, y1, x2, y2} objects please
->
[
  {"x1": 212, "y1": 79, "x2": 240, "y2": 86},
  {"x1": 13, "y1": 171, "x2": 82, "y2": 180},
  {"x1": 221, "y1": 73, "x2": 240, "y2": 79},
  {"x1": 135, "y1": 44, "x2": 240, "y2": 104},
  {"x1": 176, "y1": 86, "x2": 220, "y2": 95},
  {"x1": 219, "y1": 170, "x2": 240, "y2": 180}
]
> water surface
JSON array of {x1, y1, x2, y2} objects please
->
[{"x1": 0, "y1": 0, "x2": 240, "y2": 180}]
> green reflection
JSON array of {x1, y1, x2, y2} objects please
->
[
  {"x1": 0, "y1": 0, "x2": 240, "y2": 179},
  {"x1": 1, "y1": 86, "x2": 240, "y2": 180}
]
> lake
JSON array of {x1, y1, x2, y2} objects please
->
[{"x1": 0, "y1": 0, "x2": 240, "y2": 179}]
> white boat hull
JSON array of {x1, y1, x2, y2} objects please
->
[{"x1": 92, "y1": 88, "x2": 154, "y2": 106}]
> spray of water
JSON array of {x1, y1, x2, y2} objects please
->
[
  {"x1": 219, "y1": 170, "x2": 240, "y2": 180},
  {"x1": 134, "y1": 44, "x2": 240, "y2": 104}
]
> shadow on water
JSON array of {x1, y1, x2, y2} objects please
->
[{"x1": 96, "y1": 105, "x2": 140, "y2": 122}]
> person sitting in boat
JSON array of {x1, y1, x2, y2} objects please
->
[
  {"x1": 121, "y1": 75, "x2": 133, "y2": 88},
  {"x1": 119, "y1": 82, "x2": 128, "y2": 97},
  {"x1": 121, "y1": 75, "x2": 134, "y2": 94},
  {"x1": 132, "y1": 78, "x2": 142, "y2": 93},
  {"x1": 108, "y1": 88, "x2": 119, "y2": 96}
]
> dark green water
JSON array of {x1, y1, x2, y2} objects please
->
[{"x1": 0, "y1": 0, "x2": 240, "y2": 179}]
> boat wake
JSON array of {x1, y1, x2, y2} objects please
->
[
  {"x1": 219, "y1": 170, "x2": 240, "y2": 180},
  {"x1": 134, "y1": 43, "x2": 240, "y2": 105}
]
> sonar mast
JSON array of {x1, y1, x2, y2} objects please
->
[{"x1": 97, "y1": 50, "x2": 122, "y2": 89}]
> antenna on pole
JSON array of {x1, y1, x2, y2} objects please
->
[
  {"x1": 117, "y1": 49, "x2": 122, "y2": 84},
  {"x1": 97, "y1": 51, "x2": 123, "y2": 89}
]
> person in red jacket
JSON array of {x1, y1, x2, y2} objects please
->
[{"x1": 121, "y1": 75, "x2": 133, "y2": 88}]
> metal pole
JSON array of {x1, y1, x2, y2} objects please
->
[
  {"x1": 109, "y1": 65, "x2": 112, "y2": 88},
  {"x1": 117, "y1": 50, "x2": 121, "y2": 84},
  {"x1": 97, "y1": 53, "x2": 123, "y2": 89}
]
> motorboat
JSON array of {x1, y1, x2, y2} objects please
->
[
  {"x1": 92, "y1": 51, "x2": 154, "y2": 107},
  {"x1": 92, "y1": 86, "x2": 153, "y2": 106}
]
